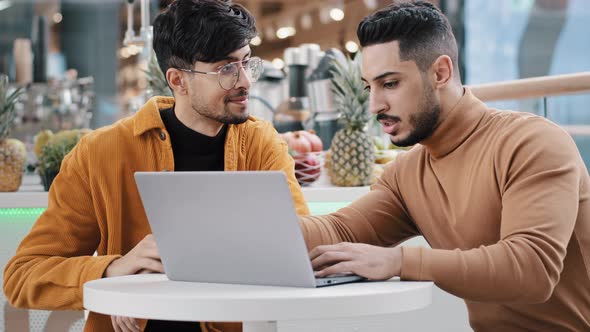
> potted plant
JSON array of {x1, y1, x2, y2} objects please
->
[{"x1": 37, "y1": 128, "x2": 91, "y2": 191}]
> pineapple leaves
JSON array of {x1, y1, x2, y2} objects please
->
[
  {"x1": 0, "y1": 74, "x2": 25, "y2": 140},
  {"x1": 328, "y1": 53, "x2": 371, "y2": 131},
  {"x1": 143, "y1": 51, "x2": 173, "y2": 97}
]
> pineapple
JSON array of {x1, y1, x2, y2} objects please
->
[
  {"x1": 328, "y1": 54, "x2": 375, "y2": 187},
  {"x1": 144, "y1": 51, "x2": 172, "y2": 97},
  {"x1": 0, "y1": 74, "x2": 25, "y2": 192}
]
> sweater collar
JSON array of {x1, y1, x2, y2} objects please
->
[
  {"x1": 133, "y1": 96, "x2": 175, "y2": 136},
  {"x1": 420, "y1": 87, "x2": 487, "y2": 159}
]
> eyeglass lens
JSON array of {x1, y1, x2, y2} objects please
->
[{"x1": 218, "y1": 58, "x2": 262, "y2": 90}]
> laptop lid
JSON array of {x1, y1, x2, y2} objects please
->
[{"x1": 134, "y1": 171, "x2": 317, "y2": 288}]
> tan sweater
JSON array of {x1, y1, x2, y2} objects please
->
[{"x1": 301, "y1": 88, "x2": 590, "y2": 331}]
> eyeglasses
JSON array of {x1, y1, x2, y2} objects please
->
[{"x1": 177, "y1": 57, "x2": 263, "y2": 90}]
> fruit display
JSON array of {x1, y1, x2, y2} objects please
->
[
  {"x1": 278, "y1": 130, "x2": 323, "y2": 185},
  {"x1": 370, "y1": 136, "x2": 410, "y2": 184},
  {"x1": 0, "y1": 74, "x2": 25, "y2": 192},
  {"x1": 373, "y1": 136, "x2": 402, "y2": 165},
  {"x1": 328, "y1": 54, "x2": 374, "y2": 187}
]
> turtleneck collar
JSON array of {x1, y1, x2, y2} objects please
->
[{"x1": 419, "y1": 87, "x2": 487, "y2": 159}]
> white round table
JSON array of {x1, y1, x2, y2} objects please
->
[{"x1": 84, "y1": 274, "x2": 433, "y2": 332}]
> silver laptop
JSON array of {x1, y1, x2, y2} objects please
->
[{"x1": 134, "y1": 171, "x2": 364, "y2": 288}]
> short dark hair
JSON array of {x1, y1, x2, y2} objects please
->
[
  {"x1": 357, "y1": 1, "x2": 458, "y2": 73},
  {"x1": 153, "y1": 0, "x2": 257, "y2": 75}
]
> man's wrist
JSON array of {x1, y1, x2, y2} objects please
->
[
  {"x1": 103, "y1": 258, "x2": 120, "y2": 278},
  {"x1": 391, "y1": 246, "x2": 403, "y2": 277}
]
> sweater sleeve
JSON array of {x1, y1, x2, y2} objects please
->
[
  {"x1": 3, "y1": 138, "x2": 121, "y2": 310},
  {"x1": 401, "y1": 118, "x2": 581, "y2": 303},
  {"x1": 300, "y1": 159, "x2": 420, "y2": 250},
  {"x1": 254, "y1": 122, "x2": 310, "y2": 216}
]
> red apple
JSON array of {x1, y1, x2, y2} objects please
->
[
  {"x1": 294, "y1": 153, "x2": 321, "y2": 185},
  {"x1": 288, "y1": 132, "x2": 312, "y2": 154},
  {"x1": 298, "y1": 130, "x2": 323, "y2": 152}
]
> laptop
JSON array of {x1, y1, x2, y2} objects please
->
[{"x1": 134, "y1": 171, "x2": 364, "y2": 288}]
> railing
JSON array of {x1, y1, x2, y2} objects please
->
[
  {"x1": 469, "y1": 72, "x2": 590, "y2": 102},
  {"x1": 468, "y1": 72, "x2": 590, "y2": 135}
]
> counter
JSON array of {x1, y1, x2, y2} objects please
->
[{"x1": 0, "y1": 174, "x2": 370, "y2": 211}]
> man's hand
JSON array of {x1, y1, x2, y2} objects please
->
[
  {"x1": 310, "y1": 242, "x2": 402, "y2": 280},
  {"x1": 104, "y1": 234, "x2": 164, "y2": 278},
  {"x1": 105, "y1": 234, "x2": 162, "y2": 331},
  {"x1": 111, "y1": 315, "x2": 141, "y2": 332}
]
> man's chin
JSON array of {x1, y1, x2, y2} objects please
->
[
  {"x1": 389, "y1": 134, "x2": 415, "y2": 148},
  {"x1": 222, "y1": 104, "x2": 249, "y2": 124},
  {"x1": 232, "y1": 115, "x2": 249, "y2": 124},
  {"x1": 225, "y1": 113, "x2": 249, "y2": 125}
]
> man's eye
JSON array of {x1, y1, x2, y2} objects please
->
[
  {"x1": 384, "y1": 81, "x2": 398, "y2": 89},
  {"x1": 220, "y1": 64, "x2": 235, "y2": 74},
  {"x1": 363, "y1": 85, "x2": 371, "y2": 92}
]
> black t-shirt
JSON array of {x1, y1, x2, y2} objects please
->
[
  {"x1": 144, "y1": 106, "x2": 227, "y2": 331},
  {"x1": 159, "y1": 106, "x2": 227, "y2": 172}
]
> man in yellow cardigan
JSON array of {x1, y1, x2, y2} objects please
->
[{"x1": 3, "y1": 1, "x2": 308, "y2": 332}]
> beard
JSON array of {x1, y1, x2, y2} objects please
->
[
  {"x1": 391, "y1": 80, "x2": 441, "y2": 147},
  {"x1": 190, "y1": 89, "x2": 249, "y2": 125}
]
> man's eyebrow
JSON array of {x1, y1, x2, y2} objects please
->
[
  {"x1": 371, "y1": 71, "x2": 401, "y2": 82},
  {"x1": 219, "y1": 51, "x2": 252, "y2": 63}
]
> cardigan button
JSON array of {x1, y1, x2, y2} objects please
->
[{"x1": 159, "y1": 131, "x2": 166, "y2": 141}]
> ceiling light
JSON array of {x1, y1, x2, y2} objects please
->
[
  {"x1": 250, "y1": 36, "x2": 262, "y2": 46},
  {"x1": 345, "y1": 41, "x2": 359, "y2": 53},
  {"x1": 272, "y1": 58, "x2": 285, "y2": 70},
  {"x1": 329, "y1": 8, "x2": 344, "y2": 21},
  {"x1": 276, "y1": 27, "x2": 296, "y2": 39},
  {"x1": 53, "y1": 13, "x2": 63, "y2": 24}
]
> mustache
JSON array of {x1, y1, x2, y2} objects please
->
[
  {"x1": 376, "y1": 113, "x2": 400, "y2": 122},
  {"x1": 226, "y1": 89, "x2": 248, "y2": 100}
]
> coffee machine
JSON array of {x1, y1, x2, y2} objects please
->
[
  {"x1": 249, "y1": 61, "x2": 286, "y2": 123},
  {"x1": 272, "y1": 44, "x2": 323, "y2": 133},
  {"x1": 271, "y1": 44, "x2": 346, "y2": 149}
]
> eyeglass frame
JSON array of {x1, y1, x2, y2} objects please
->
[{"x1": 176, "y1": 56, "x2": 263, "y2": 91}]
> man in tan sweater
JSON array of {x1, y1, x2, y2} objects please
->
[{"x1": 300, "y1": 2, "x2": 590, "y2": 331}]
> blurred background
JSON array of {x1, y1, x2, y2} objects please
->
[
  {"x1": 0, "y1": 1, "x2": 589, "y2": 331},
  {"x1": 1, "y1": 0, "x2": 589, "y2": 161}
]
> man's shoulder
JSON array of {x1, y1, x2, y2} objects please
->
[
  {"x1": 485, "y1": 109, "x2": 578, "y2": 169},
  {"x1": 78, "y1": 115, "x2": 137, "y2": 153},
  {"x1": 487, "y1": 109, "x2": 566, "y2": 144},
  {"x1": 232, "y1": 115, "x2": 277, "y2": 140},
  {"x1": 237, "y1": 115, "x2": 274, "y2": 131}
]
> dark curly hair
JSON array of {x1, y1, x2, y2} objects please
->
[
  {"x1": 153, "y1": 0, "x2": 257, "y2": 75},
  {"x1": 357, "y1": 0, "x2": 458, "y2": 73}
]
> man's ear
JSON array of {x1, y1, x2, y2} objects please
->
[
  {"x1": 431, "y1": 55, "x2": 454, "y2": 89},
  {"x1": 166, "y1": 68, "x2": 187, "y2": 96}
]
